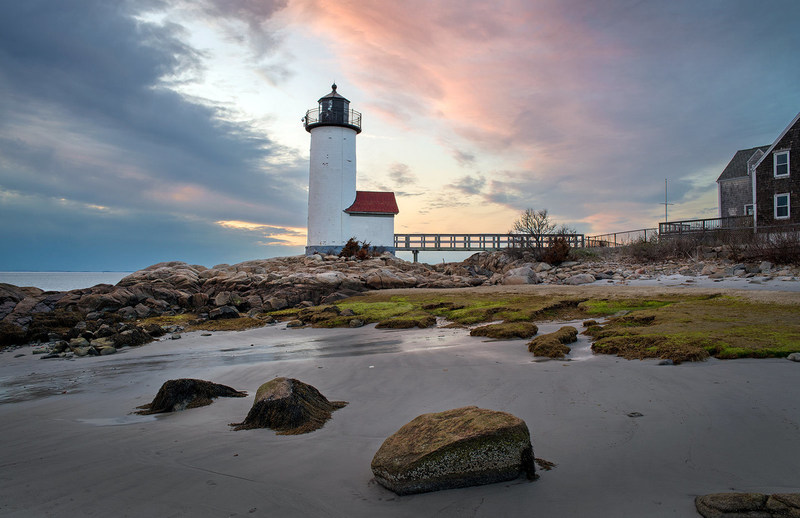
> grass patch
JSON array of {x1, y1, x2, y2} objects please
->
[
  {"x1": 590, "y1": 296, "x2": 800, "y2": 362},
  {"x1": 470, "y1": 322, "x2": 538, "y2": 339},
  {"x1": 141, "y1": 313, "x2": 265, "y2": 332},
  {"x1": 578, "y1": 299, "x2": 674, "y2": 316},
  {"x1": 140, "y1": 314, "x2": 197, "y2": 326},
  {"x1": 187, "y1": 318, "x2": 265, "y2": 332},
  {"x1": 375, "y1": 313, "x2": 436, "y2": 329},
  {"x1": 264, "y1": 290, "x2": 799, "y2": 364}
]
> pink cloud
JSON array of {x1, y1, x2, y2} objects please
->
[{"x1": 290, "y1": 0, "x2": 627, "y2": 155}]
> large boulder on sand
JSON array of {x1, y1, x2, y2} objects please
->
[
  {"x1": 231, "y1": 377, "x2": 347, "y2": 434},
  {"x1": 695, "y1": 492, "x2": 800, "y2": 517},
  {"x1": 136, "y1": 378, "x2": 247, "y2": 414},
  {"x1": 371, "y1": 406, "x2": 536, "y2": 495}
]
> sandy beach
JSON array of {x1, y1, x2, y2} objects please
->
[{"x1": 1, "y1": 285, "x2": 799, "y2": 517}]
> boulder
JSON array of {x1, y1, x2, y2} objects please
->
[
  {"x1": 564, "y1": 273, "x2": 595, "y2": 285},
  {"x1": 695, "y1": 492, "x2": 800, "y2": 517},
  {"x1": 231, "y1": 377, "x2": 347, "y2": 434},
  {"x1": 371, "y1": 406, "x2": 536, "y2": 495},
  {"x1": 502, "y1": 265, "x2": 540, "y2": 285},
  {"x1": 209, "y1": 305, "x2": 239, "y2": 320},
  {"x1": 136, "y1": 378, "x2": 247, "y2": 414},
  {"x1": 134, "y1": 303, "x2": 150, "y2": 318}
]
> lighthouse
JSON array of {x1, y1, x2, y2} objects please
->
[{"x1": 304, "y1": 84, "x2": 398, "y2": 255}]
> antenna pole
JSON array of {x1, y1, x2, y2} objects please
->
[{"x1": 661, "y1": 178, "x2": 674, "y2": 222}]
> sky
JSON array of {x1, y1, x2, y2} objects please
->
[{"x1": 1, "y1": 0, "x2": 799, "y2": 271}]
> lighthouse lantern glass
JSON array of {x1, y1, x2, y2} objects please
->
[{"x1": 320, "y1": 97, "x2": 349, "y2": 124}]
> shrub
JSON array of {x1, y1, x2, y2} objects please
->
[{"x1": 541, "y1": 237, "x2": 571, "y2": 264}]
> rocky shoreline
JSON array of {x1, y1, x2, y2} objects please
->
[{"x1": 1, "y1": 249, "x2": 798, "y2": 357}]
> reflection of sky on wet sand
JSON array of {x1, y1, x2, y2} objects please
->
[{"x1": 0, "y1": 321, "x2": 600, "y2": 405}]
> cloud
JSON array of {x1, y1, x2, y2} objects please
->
[
  {"x1": 0, "y1": 0, "x2": 309, "y2": 268},
  {"x1": 387, "y1": 163, "x2": 417, "y2": 186},
  {"x1": 291, "y1": 0, "x2": 800, "y2": 232},
  {"x1": 0, "y1": 189, "x2": 303, "y2": 270},
  {"x1": 449, "y1": 175, "x2": 486, "y2": 196}
]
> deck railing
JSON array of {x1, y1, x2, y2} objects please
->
[
  {"x1": 659, "y1": 215, "x2": 753, "y2": 235},
  {"x1": 585, "y1": 228, "x2": 658, "y2": 247},
  {"x1": 394, "y1": 233, "x2": 584, "y2": 251}
]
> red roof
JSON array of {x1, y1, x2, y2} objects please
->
[{"x1": 344, "y1": 191, "x2": 399, "y2": 214}]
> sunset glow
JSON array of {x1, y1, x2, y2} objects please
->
[{"x1": 1, "y1": 1, "x2": 798, "y2": 270}]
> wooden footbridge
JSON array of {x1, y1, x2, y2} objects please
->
[{"x1": 393, "y1": 233, "x2": 585, "y2": 262}]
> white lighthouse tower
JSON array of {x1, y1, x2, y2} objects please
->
[
  {"x1": 304, "y1": 83, "x2": 360, "y2": 255},
  {"x1": 304, "y1": 84, "x2": 398, "y2": 255}
]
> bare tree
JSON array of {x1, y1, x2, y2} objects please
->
[
  {"x1": 509, "y1": 208, "x2": 576, "y2": 247},
  {"x1": 510, "y1": 208, "x2": 556, "y2": 235}
]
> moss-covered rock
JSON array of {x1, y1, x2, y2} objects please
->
[
  {"x1": 375, "y1": 314, "x2": 436, "y2": 329},
  {"x1": 695, "y1": 492, "x2": 800, "y2": 517},
  {"x1": 371, "y1": 406, "x2": 536, "y2": 495},
  {"x1": 136, "y1": 378, "x2": 247, "y2": 414},
  {"x1": 470, "y1": 322, "x2": 538, "y2": 339},
  {"x1": 231, "y1": 377, "x2": 347, "y2": 434},
  {"x1": 527, "y1": 326, "x2": 579, "y2": 358}
]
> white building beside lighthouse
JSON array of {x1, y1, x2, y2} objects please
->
[{"x1": 303, "y1": 84, "x2": 398, "y2": 255}]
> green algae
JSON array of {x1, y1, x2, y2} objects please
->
[
  {"x1": 470, "y1": 322, "x2": 538, "y2": 339},
  {"x1": 264, "y1": 290, "x2": 799, "y2": 363}
]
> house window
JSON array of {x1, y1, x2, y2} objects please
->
[
  {"x1": 774, "y1": 193, "x2": 790, "y2": 219},
  {"x1": 744, "y1": 204, "x2": 754, "y2": 216},
  {"x1": 774, "y1": 151, "x2": 789, "y2": 177}
]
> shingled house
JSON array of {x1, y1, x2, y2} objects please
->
[
  {"x1": 714, "y1": 111, "x2": 800, "y2": 231},
  {"x1": 752, "y1": 112, "x2": 800, "y2": 231},
  {"x1": 716, "y1": 145, "x2": 768, "y2": 217}
]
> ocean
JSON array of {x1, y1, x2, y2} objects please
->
[{"x1": 0, "y1": 272, "x2": 132, "y2": 292}]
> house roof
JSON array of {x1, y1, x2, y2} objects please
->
[
  {"x1": 752, "y1": 111, "x2": 800, "y2": 170},
  {"x1": 716, "y1": 145, "x2": 769, "y2": 182},
  {"x1": 344, "y1": 191, "x2": 399, "y2": 214}
]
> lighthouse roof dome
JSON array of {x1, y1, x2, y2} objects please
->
[{"x1": 318, "y1": 83, "x2": 350, "y2": 103}]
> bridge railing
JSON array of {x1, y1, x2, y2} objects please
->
[
  {"x1": 585, "y1": 228, "x2": 658, "y2": 247},
  {"x1": 394, "y1": 233, "x2": 584, "y2": 251}
]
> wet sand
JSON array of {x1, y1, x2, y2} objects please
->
[{"x1": 1, "y1": 290, "x2": 799, "y2": 517}]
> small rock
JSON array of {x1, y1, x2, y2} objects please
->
[
  {"x1": 787, "y1": 352, "x2": 800, "y2": 362},
  {"x1": 231, "y1": 377, "x2": 346, "y2": 434},
  {"x1": 286, "y1": 320, "x2": 304, "y2": 328},
  {"x1": 201, "y1": 333, "x2": 212, "y2": 337},
  {"x1": 349, "y1": 318, "x2": 364, "y2": 328},
  {"x1": 99, "y1": 346, "x2": 117, "y2": 355},
  {"x1": 136, "y1": 378, "x2": 247, "y2": 414},
  {"x1": 658, "y1": 359, "x2": 674, "y2": 366},
  {"x1": 170, "y1": 333, "x2": 182, "y2": 340},
  {"x1": 209, "y1": 306, "x2": 240, "y2": 320}
]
